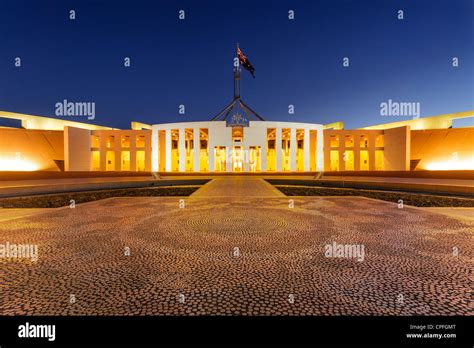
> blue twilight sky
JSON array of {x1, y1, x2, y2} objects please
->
[{"x1": 0, "y1": 0, "x2": 473, "y2": 129}]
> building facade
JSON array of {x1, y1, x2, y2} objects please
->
[
  {"x1": 150, "y1": 121, "x2": 324, "y2": 173},
  {"x1": 0, "y1": 110, "x2": 473, "y2": 172}
]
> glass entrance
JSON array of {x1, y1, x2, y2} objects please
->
[
  {"x1": 215, "y1": 146, "x2": 227, "y2": 172},
  {"x1": 232, "y1": 146, "x2": 244, "y2": 172},
  {"x1": 248, "y1": 146, "x2": 261, "y2": 172}
]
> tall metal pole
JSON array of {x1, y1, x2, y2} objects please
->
[
  {"x1": 233, "y1": 68, "x2": 240, "y2": 99},
  {"x1": 234, "y1": 43, "x2": 241, "y2": 100}
]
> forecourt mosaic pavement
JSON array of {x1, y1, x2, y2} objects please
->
[{"x1": 0, "y1": 178, "x2": 472, "y2": 315}]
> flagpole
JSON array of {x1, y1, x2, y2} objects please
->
[
  {"x1": 210, "y1": 44, "x2": 265, "y2": 122},
  {"x1": 234, "y1": 43, "x2": 241, "y2": 100}
]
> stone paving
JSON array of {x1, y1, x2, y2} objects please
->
[{"x1": 0, "y1": 178, "x2": 472, "y2": 316}]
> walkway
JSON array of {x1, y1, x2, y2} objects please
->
[
  {"x1": 191, "y1": 177, "x2": 284, "y2": 197},
  {"x1": 0, "y1": 194, "x2": 471, "y2": 315}
]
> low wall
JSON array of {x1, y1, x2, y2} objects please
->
[
  {"x1": 0, "y1": 171, "x2": 152, "y2": 181},
  {"x1": 323, "y1": 170, "x2": 474, "y2": 180},
  {"x1": 1, "y1": 170, "x2": 473, "y2": 181}
]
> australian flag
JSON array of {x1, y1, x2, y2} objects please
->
[{"x1": 237, "y1": 47, "x2": 255, "y2": 78}]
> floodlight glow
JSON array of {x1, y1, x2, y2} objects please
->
[
  {"x1": 0, "y1": 158, "x2": 39, "y2": 171},
  {"x1": 425, "y1": 157, "x2": 474, "y2": 170}
]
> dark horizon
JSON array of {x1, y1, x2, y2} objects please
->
[{"x1": 1, "y1": 0, "x2": 473, "y2": 130}]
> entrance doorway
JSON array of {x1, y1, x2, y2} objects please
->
[
  {"x1": 215, "y1": 146, "x2": 227, "y2": 172},
  {"x1": 248, "y1": 146, "x2": 261, "y2": 172},
  {"x1": 232, "y1": 146, "x2": 244, "y2": 172}
]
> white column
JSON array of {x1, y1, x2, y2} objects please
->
[
  {"x1": 179, "y1": 128, "x2": 185, "y2": 172},
  {"x1": 100, "y1": 134, "x2": 107, "y2": 171},
  {"x1": 304, "y1": 128, "x2": 310, "y2": 172},
  {"x1": 193, "y1": 128, "x2": 200, "y2": 172},
  {"x1": 275, "y1": 127, "x2": 282, "y2": 172},
  {"x1": 208, "y1": 137, "x2": 215, "y2": 172},
  {"x1": 290, "y1": 128, "x2": 297, "y2": 171},
  {"x1": 243, "y1": 146, "x2": 249, "y2": 172},
  {"x1": 226, "y1": 146, "x2": 232, "y2": 172},
  {"x1": 317, "y1": 127, "x2": 324, "y2": 171},
  {"x1": 151, "y1": 128, "x2": 159, "y2": 172},
  {"x1": 165, "y1": 129, "x2": 172, "y2": 172},
  {"x1": 260, "y1": 144, "x2": 267, "y2": 172}
]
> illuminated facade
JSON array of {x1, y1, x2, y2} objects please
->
[
  {"x1": 0, "y1": 110, "x2": 472, "y2": 172},
  {"x1": 151, "y1": 121, "x2": 323, "y2": 173}
]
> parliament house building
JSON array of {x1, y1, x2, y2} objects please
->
[{"x1": 0, "y1": 109, "x2": 473, "y2": 173}]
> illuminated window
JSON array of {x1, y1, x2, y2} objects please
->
[
  {"x1": 121, "y1": 135, "x2": 130, "y2": 148},
  {"x1": 121, "y1": 151, "x2": 130, "y2": 171},
  {"x1": 185, "y1": 129, "x2": 194, "y2": 172},
  {"x1": 232, "y1": 146, "x2": 244, "y2": 172},
  {"x1": 266, "y1": 128, "x2": 276, "y2": 172},
  {"x1": 136, "y1": 135, "x2": 146, "y2": 148},
  {"x1": 297, "y1": 139, "x2": 303, "y2": 149},
  {"x1": 91, "y1": 151, "x2": 100, "y2": 171},
  {"x1": 281, "y1": 129, "x2": 291, "y2": 171},
  {"x1": 136, "y1": 151, "x2": 145, "y2": 171},
  {"x1": 199, "y1": 128, "x2": 209, "y2": 172},
  {"x1": 170, "y1": 130, "x2": 180, "y2": 171},
  {"x1": 330, "y1": 150, "x2": 339, "y2": 171},
  {"x1": 344, "y1": 135, "x2": 354, "y2": 148},
  {"x1": 158, "y1": 130, "x2": 166, "y2": 172},
  {"x1": 232, "y1": 127, "x2": 244, "y2": 143},
  {"x1": 309, "y1": 130, "x2": 318, "y2": 171},
  {"x1": 360, "y1": 135, "x2": 368, "y2": 148},
  {"x1": 330, "y1": 135, "x2": 339, "y2": 147},
  {"x1": 344, "y1": 150, "x2": 354, "y2": 170},
  {"x1": 267, "y1": 128, "x2": 276, "y2": 147},
  {"x1": 375, "y1": 150, "x2": 384, "y2": 170},
  {"x1": 214, "y1": 146, "x2": 226, "y2": 172},
  {"x1": 249, "y1": 146, "x2": 261, "y2": 172},
  {"x1": 375, "y1": 135, "x2": 384, "y2": 147},
  {"x1": 360, "y1": 150, "x2": 369, "y2": 170},
  {"x1": 91, "y1": 136, "x2": 100, "y2": 148},
  {"x1": 106, "y1": 136, "x2": 115, "y2": 149},
  {"x1": 296, "y1": 129, "x2": 305, "y2": 171},
  {"x1": 106, "y1": 151, "x2": 115, "y2": 171}
]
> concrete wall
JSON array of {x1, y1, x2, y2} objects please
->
[
  {"x1": 64, "y1": 126, "x2": 92, "y2": 171},
  {"x1": 0, "y1": 128, "x2": 64, "y2": 171},
  {"x1": 384, "y1": 126, "x2": 410, "y2": 171},
  {"x1": 411, "y1": 128, "x2": 474, "y2": 170}
]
